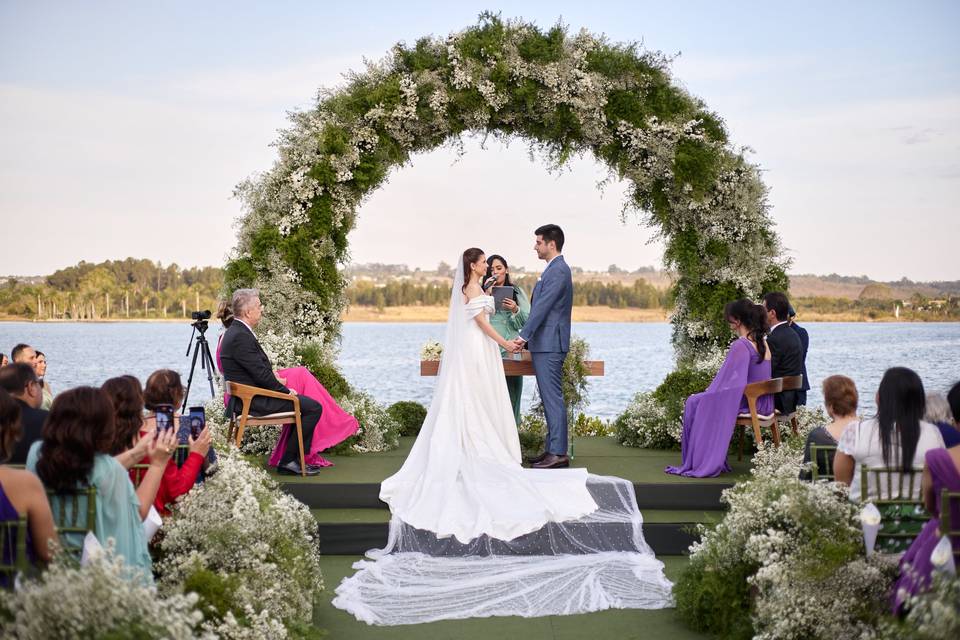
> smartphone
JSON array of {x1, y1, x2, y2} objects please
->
[
  {"x1": 187, "y1": 406, "x2": 206, "y2": 439},
  {"x1": 155, "y1": 405, "x2": 175, "y2": 433}
]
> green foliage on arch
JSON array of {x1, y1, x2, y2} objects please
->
[{"x1": 225, "y1": 14, "x2": 788, "y2": 448}]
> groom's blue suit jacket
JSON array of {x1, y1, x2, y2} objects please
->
[{"x1": 519, "y1": 255, "x2": 573, "y2": 353}]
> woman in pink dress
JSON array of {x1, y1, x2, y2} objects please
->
[{"x1": 215, "y1": 303, "x2": 358, "y2": 468}]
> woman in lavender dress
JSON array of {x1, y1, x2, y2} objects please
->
[
  {"x1": 891, "y1": 443, "x2": 960, "y2": 613},
  {"x1": 666, "y1": 300, "x2": 773, "y2": 478}
]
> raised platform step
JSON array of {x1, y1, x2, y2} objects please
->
[
  {"x1": 284, "y1": 480, "x2": 733, "y2": 510},
  {"x1": 263, "y1": 437, "x2": 744, "y2": 556},
  {"x1": 312, "y1": 508, "x2": 721, "y2": 555}
]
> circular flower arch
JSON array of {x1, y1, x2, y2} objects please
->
[{"x1": 225, "y1": 14, "x2": 787, "y2": 395}]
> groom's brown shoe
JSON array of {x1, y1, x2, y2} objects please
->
[
  {"x1": 531, "y1": 454, "x2": 570, "y2": 469},
  {"x1": 525, "y1": 451, "x2": 549, "y2": 465}
]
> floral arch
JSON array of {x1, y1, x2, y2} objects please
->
[{"x1": 224, "y1": 14, "x2": 788, "y2": 435}]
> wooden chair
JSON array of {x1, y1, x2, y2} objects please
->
[
  {"x1": 47, "y1": 486, "x2": 98, "y2": 560},
  {"x1": 860, "y1": 466, "x2": 927, "y2": 553},
  {"x1": 776, "y1": 375, "x2": 803, "y2": 434},
  {"x1": 775, "y1": 375, "x2": 804, "y2": 436},
  {"x1": 736, "y1": 377, "x2": 783, "y2": 460},
  {"x1": 226, "y1": 381, "x2": 306, "y2": 477},
  {"x1": 0, "y1": 515, "x2": 29, "y2": 589},
  {"x1": 809, "y1": 444, "x2": 838, "y2": 481},
  {"x1": 939, "y1": 489, "x2": 960, "y2": 562}
]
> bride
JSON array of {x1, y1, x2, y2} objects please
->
[{"x1": 333, "y1": 248, "x2": 673, "y2": 625}]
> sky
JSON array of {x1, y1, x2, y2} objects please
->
[{"x1": 1, "y1": 1, "x2": 958, "y2": 281}]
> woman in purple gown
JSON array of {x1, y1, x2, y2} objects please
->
[
  {"x1": 891, "y1": 445, "x2": 960, "y2": 614},
  {"x1": 666, "y1": 299, "x2": 773, "y2": 478}
]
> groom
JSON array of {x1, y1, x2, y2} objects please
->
[{"x1": 510, "y1": 224, "x2": 573, "y2": 469}]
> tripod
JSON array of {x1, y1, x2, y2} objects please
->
[{"x1": 182, "y1": 317, "x2": 218, "y2": 412}]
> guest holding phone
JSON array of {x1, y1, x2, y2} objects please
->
[
  {"x1": 140, "y1": 369, "x2": 212, "y2": 516},
  {"x1": 486, "y1": 255, "x2": 531, "y2": 426}
]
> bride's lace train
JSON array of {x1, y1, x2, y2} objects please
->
[{"x1": 332, "y1": 475, "x2": 675, "y2": 625}]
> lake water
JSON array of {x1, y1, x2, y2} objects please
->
[{"x1": 2, "y1": 321, "x2": 958, "y2": 419}]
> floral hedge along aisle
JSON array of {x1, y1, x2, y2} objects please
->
[
  {"x1": 673, "y1": 408, "x2": 960, "y2": 640},
  {"x1": 223, "y1": 13, "x2": 789, "y2": 450}
]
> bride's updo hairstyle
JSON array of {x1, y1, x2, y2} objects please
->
[
  {"x1": 461, "y1": 247, "x2": 484, "y2": 292},
  {"x1": 723, "y1": 298, "x2": 768, "y2": 362}
]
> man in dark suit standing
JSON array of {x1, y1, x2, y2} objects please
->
[
  {"x1": 762, "y1": 292, "x2": 804, "y2": 415},
  {"x1": 0, "y1": 363, "x2": 48, "y2": 464},
  {"x1": 788, "y1": 306, "x2": 810, "y2": 406},
  {"x1": 219, "y1": 288, "x2": 324, "y2": 476}
]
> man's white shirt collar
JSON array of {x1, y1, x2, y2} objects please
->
[
  {"x1": 237, "y1": 318, "x2": 256, "y2": 335},
  {"x1": 770, "y1": 320, "x2": 788, "y2": 332}
]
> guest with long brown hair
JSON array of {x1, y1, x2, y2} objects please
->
[
  {"x1": 101, "y1": 376, "x2": 175, "y2": 519},
  {"x1": 140, "y1": 369, "x2": 211, "y2": 516},
  {"x1": 26, "y1": 387, "x2": 153, "y2": 580}
]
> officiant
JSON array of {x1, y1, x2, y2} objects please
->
[{"x1": 485, "y1": 255, "x2": 531, "y2": 426}]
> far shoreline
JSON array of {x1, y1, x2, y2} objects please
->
[
  {"x1": 1, "y1": 306, "x2": 957, "y2": 324},
  {"x1": 4, "y1": 308, "x2": 947, "y2": 324}
]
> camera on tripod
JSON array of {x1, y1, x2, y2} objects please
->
[
  {"x1": 182, "y1": 309, "x2": 217, "y2": 411},
  {"x1": 190, "y1": 309, "x2": 212, "y2": 332}
]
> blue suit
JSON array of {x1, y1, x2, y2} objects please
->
[{"x1": 519, "y1": 255, "x2": 573, "y2": 455}]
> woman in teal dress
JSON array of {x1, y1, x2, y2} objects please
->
[
  {"x1": 27, "y1": 386, "x2": 153, "y2": 582},
  {"x1": 485, "y1": 255, "x2": 530, "y2": 426}
]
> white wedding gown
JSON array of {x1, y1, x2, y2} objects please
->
[{"x1": 333, "y1": 261, "x2": 674, "y2": 625}]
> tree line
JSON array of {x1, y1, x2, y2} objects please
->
[
  {"x1": 0, "y1": 259, "x2": 224, "y2": 320},
  {"x1": 347, "y1": 275, "x2": 669, "y2": 309}
]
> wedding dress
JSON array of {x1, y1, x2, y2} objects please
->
[{"x1": 332, "y1": 258, "x2": 673, "y2": 625}]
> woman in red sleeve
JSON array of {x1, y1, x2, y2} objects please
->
[{"x1": 141, "y1": 370, "x2": 212, "y2": 516}]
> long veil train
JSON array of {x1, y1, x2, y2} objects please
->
[{"x1": 332, "y1": 256, "x2": 673, "y2": 625}]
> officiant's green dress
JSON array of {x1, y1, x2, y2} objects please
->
[{"x1": 490, "y1": 285, "x2": 530, "y2": 425}]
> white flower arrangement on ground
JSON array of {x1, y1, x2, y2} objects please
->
[
  {"x1": 676, "y1": 402, "x2": 896, "y2": 639},
  {"x1": 614, "y1": 391, "x2": 682, "y2": 449},
  {"x1": 339, "y1": 390, "x2": 402, "y2": 453},
  {"x1": 420, "y1": 339, "x2": 443, "y2": 361},
  {"x1": 879, "y1": 573, "x2": 960, "y2": 639},
  {"x1": 157, "y1": 451, "x2": 323, "y2": 638},
  {"x1": 2, "y1": 547, "x2": 207, "y2": 640}
]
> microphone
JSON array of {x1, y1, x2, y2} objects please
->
[{"x1": 482, "y1": 276, "x2": 498, "y2": 290}]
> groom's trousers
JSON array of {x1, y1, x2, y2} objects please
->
[{"x1": 532, "y1": 351, "x2": 568, "y2": 455}]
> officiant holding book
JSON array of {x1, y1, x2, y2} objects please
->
[{"x1": 485, "y1": 254, "x2": 530, "y2": 426}]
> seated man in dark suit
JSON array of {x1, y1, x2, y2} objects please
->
[
  {"x1": 788, "y1": 306, "x2": 810, "y2": 406},
  {"x1": 219, "y1": 288, "x2": 324, "y2": 476},
  {"x1": 0, "y1": 363, "x2": 48, "y2": 464},
  {"x1": 762, "y1": 292, "x2": 804, "y2": 415}
]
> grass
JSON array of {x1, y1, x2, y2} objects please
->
[{"x1": 266, "y1": 436, "x2": 751, "y2": 485}]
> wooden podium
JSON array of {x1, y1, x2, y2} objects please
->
[{"x1": 420, "y1": 352, "x2": 604, "y2": 377}]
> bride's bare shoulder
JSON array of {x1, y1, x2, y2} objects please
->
[{"x1": 463, "y1": 283, "x2": 483, "y2": 300}]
